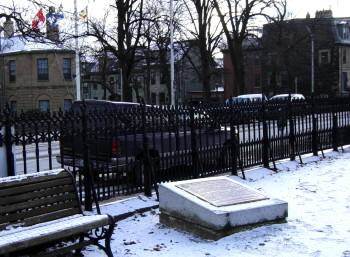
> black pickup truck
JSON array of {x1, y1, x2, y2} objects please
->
[{"x1": 58, "y1": 100, "x2": 235, "y2": 181}]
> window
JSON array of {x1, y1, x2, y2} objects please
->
[
  {"x1": 337, "y1": 23, "x2": 350, "y2": 40},
  {"x1": 37, "y1": 58, "x2": 49, "y2": 80},
  {"x1": 267, "y1": 72, "x2": 272, "y2": 86},
  {"x1": 160, "y1": 72, "x2": 167, "y2": 84},
  {"x1": 319, "y1": 50, "x2": 330, "y2": 65},
  {"x1": 343, "y1": 48, "x2": 347, "y2": 64},
  {"x1": 39, "y1": 100, "x2": 50, "y2": 112},
  {"x1": 159, "y1": 92, "x2": 166, "y2": 105},
  {"x1": 93, "y1": 83, "x2": 97, "y2": 90},
  {"x1": 63, "y1": 58, "x2": 72, "y2": 80},
  {"x1": 10, "y1": 101, "x2": 17, "y2": 112},
  {"x1": 64, "y1": 99, "x2": 72, "y2": 111},
  {"x1": 342, "y1": 72, "x2": 349, "y2": 91},
  {"x1": 151, "y1": 93, "x2": 157, "y2": 105},
  {"x1": 254, "y1": 75, "x2": 261, "y2": 88},
  {"x1": 150, "y1": 72, "x2": 156, "y2": 85},
  {"x1": 8, "y1": 60, "x2": 16, "y2": 82}
]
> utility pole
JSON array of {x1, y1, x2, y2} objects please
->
[
  {"x1": 170, "y1": 0, "x2": 175, "y2": 105},
  {"x1": 74, "y1": 0, "x2": 81, "y2": 100},
  {"x1": 120, "y1": 68, "x2": 123, "y2": 101},
  {"x1": 0, "y1": 27, "x2": 5, "y2": 109}
]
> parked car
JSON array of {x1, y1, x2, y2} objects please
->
[
  {"x1": 58, "y1": 100, "x2": 234, "y2": 184},
  {"x1": 226, "y1": 94, "x2": 267, "y2": 104},
  {"x1": 270, "y1": 94, "x2": 305, "y2": 101}
]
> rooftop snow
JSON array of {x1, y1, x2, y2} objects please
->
[{"x1": 0, "y1": 36, "x2": 72, "y2": 55}]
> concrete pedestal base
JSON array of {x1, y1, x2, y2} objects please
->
[{"x1": 159, "y1": 176, "x2": 288, "y2": 240}]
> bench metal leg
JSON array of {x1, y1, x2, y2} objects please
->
[
  {"x1": 74, "y1": 235, "x2": 85, "y2": 256},
  {"x1": 104, "y1": 223, "x2": 115, "y2": 257},
  {"x1": 90, "y1": 217, "x2": 116, "y2": 257}
]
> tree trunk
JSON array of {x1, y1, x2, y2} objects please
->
[
  {"x1": 199, "y1": 42, "x2": 211, "y2": 101},
  {"x1": 122, "y1": 66, "x2": 132, "y2": 102},
  {"x1": 227, "y1": 41, "x2": 245, "y2": 96}
]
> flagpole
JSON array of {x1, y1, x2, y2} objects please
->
[
  {"x1": 170, "y1": 0, "x2": 175, "y2": 106},
  {"x1": 74, "y1": 0, "x2": 81, "y2": 101}
]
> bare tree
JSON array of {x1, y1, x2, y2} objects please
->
[
  {"x1": 211, "y1": 0, "x2": 287, "y2": 95},
  {"x1": 139, "y1": 0, "x2": 184, "y2": 104},
  {"x1": 182, "y1": 0, "x2": 223, "y2": 100},
  {"x1": 0, "y1": 1, "x2": 43, "y2": 38},
  {"x1": 85, "y1": 0, "x2": 145, "y2": 102}
]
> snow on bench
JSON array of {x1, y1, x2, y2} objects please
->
[{"x1": 0, "y1": 169, "x2": 115, "y2": 256}]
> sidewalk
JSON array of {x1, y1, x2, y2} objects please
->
[
  {"x1": 96, "y1": 146, "x2": 349, "y2": 221},
  {"x1": 85, "y1": 146, "x2": 350, "y2": 257},
  {"x1": 98, "y1": 194, "x2": 159, "y2": 221}
]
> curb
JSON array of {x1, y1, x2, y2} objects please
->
[{"x1": 113, "y1": 204, "x2": 159, "y2": 222}]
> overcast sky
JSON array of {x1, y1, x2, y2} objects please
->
[{"x1": 13, "y1": 0, "x2": 347, "y2": 20}]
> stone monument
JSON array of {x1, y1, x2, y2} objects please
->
[{"x1": 159, "y1": 176, "x2": 288, "y2": 240}]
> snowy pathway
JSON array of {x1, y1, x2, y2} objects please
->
[{"x1": 84, "y1": 149, "x2": 350, "y2": 257}]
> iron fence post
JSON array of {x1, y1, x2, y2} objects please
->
[
  {"x1": 141, "y1": 102, "x2": 152, "y2": 197},
  {"x1": 4, "y1": 106, "x2": 15, "y2": 176},
  {"x1": 81, "y1": 102, "x2": 93, "y2": 211},
  {"x1": 262, "y1": 101, "x2": 269, "y2": 168},
  {"x1": 332, "y1": 112, "x2": 338, "y2": 151},
  {"x1": 190, "y1": 106, "x2": 199, "y2": 178},
  {"x1": 289, "y1": 100, "x2": 296, "y2": 161},
  {"x1": 311, "y1": 97, "x2": 318, "y2": 156},
  {"x1": 230, "y1": 118, "x2": 238, "y2": 176}
]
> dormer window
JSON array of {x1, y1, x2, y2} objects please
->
[{"x1": 337, "y1": 22, "x2": 350, "y2": 40}]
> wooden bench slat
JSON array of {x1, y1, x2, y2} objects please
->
[
  {"x1": 1, "y1": 193, "x2": 77, "y2": 215},
  {"x1": 0, "y1": 214, "x2": 109, "y2": 255},
  {"x1": 0, "y1": 184, "x2": 75, "y2": 206},
  {"x1": 0, "y1": 169, "x2": 69, "y2": 189},
  {"x1": 23, "y1": 208, "x2": 82, "y2": 227},
  {"x1": 0, "y1": 201, "x2": 80, "y2": 226},
  {"x1": 0, "y1": 169, "x2": 115, "y2": 256},
  {"x1": 0, "y1": 177, "x2": 74, "y2": 197}
]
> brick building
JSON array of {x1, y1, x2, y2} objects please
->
[
  {"x1": 262, "y1": 10, "x2": 350, "y2": 97},
  {"x1": 222, "y1": 38, "x2": 263, "y2": 99}
]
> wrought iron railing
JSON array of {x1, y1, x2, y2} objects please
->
[{"x1": 0, "y1": 97, "x2": 349, "y2": 210}]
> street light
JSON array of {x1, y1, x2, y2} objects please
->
[{"x1": 305, "y1": 25, "x2": 315, "y2": 95}]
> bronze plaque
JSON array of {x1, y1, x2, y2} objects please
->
[{"x1": 176, "y1": 179, "x2": 268, "y2": 207}]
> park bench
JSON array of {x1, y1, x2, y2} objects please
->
[{"x1": 0, "y1": 169, "x2": 115, "y2": 257}]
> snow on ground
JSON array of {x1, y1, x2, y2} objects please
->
[{"x1": 84, "y1": 149, "x2": 350, "y2": 257}]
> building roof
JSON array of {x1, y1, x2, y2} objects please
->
[
  {"x1": 0, "y1": 36, "x2": 74, "y2": 55},
  {"x1": 263, "y1": 16, "x2": 350, "y2": 46}
]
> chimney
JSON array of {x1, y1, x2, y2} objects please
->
[
  {"x1": 46, "y1": 6, "x2": 60, "y2": 42},
  {"x1": 315, "y1": 9, "x2": 333, "y2": 19},
  {"x1": 3, "y1": 17, "x2": 14, "y2": 38}
]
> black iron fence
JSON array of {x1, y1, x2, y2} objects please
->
[{"x1": 1, "y1": 97, "x2": 350, "y2": 210}]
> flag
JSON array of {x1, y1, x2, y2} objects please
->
[
  {"x1": 79, "y1": 6, "x2": 88, "y2": 21},
  {"x1": 32, "y1": 9, "x2": 46, "y2": 31},
  {"x1": 46, "y1": 6, "x2": 64, "y2": 29}
]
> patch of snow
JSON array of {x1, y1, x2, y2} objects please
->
[
  {"x1": 84, "y1": 147, "x2": 350, "y2": 257},
  {"x1": 99, "y1": 194, "x2": 159, "y2": 217},
  {"x1": 0, "y1": 168, "x2": 64, "y2": 183},
  {"x1": 0, "y1": 36, "x2": 72, "y2": 54},
  {"x1": 0, "y1": 214, "x2": 109, "y2": 248}
]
